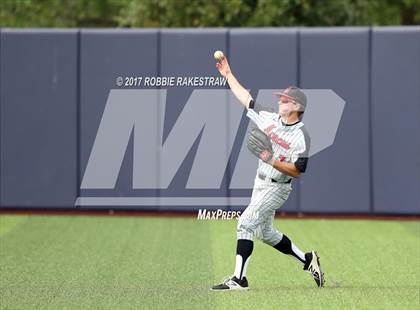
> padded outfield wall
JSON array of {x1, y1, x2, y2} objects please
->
[{"x1": 0, "y1": 27, "x2": 419, "y2": 214}]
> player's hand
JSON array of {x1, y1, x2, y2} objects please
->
[
  {"x1": 259, "y1": 150, "x2": 274, "y2": 165},
  {"x1": 215, "y1": 57, "x2": 231, "y2": 79}
]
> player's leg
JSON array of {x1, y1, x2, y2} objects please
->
[
  {"x1": 260, "y1": 186, "x2": 325, "y2": 287},
  {"x1": 261, "y1": 220, "x2": 306, "y2": 265},
  {"x1": 261, "y1": 219, "x2": 324, "y2": 287},
  {"x1": 211, "y1": 204, "x2": 264, "y2": 290},
  {"x1": 211, "y1": 179, "x2": 271, "y2": 291},
  {"x1": 233, "y1": 206, "x2": 259, "y2": 280},
  {"x1": 234, "y1": 180, "x2": 282, "y2": 277},
  {"x1": 258, "y1": 184, "x2": 306, "y2": 264},
  {"x1": 210, "y1": 238, "x2": 253, "y2": 291},
  {"x1": 210, "y1": 208, "x2": 258, "y2": 291}
]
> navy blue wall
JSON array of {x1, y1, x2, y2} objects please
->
[
  {"x1": 371, "y1": 27, "x2": 420, "y2": 214},
  {"x1": 79, "y1": 29, "x2": 159, "y2": 203},
  {"x1": 1, "y1": 30, "x2": 78, "y2": 208},
  {"x1": 0, "y1": 27, "x2": 419, "y2": 214}
]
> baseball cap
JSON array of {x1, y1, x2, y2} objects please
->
[{"x1": 274, "y1": 86, "x2": 307, "y2": 111}]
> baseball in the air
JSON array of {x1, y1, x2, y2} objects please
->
[{"x1": 214, "y1": 50, "x2": 225, "y2": 61}]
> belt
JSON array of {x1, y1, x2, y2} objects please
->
[{"x1": 258, "y1": 173, "x2": 291, "y2": 184}]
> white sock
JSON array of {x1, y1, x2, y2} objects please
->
[{"x1": 234, "y1": 254, "x2": 252, "y2": 279}]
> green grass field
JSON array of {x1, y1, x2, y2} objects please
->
[{"x1": 0, "y1": 215, "x2": 419, "y2": 309}]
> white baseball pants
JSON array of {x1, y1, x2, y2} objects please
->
[{"x1": 237, "y1": 176, "x2": 292, "y2": 246}]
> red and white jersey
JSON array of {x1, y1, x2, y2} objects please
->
[{"x1": 246, "y1": 107, "x2": 310, "y2": 183}]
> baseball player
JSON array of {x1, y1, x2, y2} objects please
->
[{"x1": 211, "y1": 55, "x2": 324, "y2": 291}]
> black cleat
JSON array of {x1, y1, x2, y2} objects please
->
[
  {"x1": 210, "y1": 276, "x2": 249, "y2": 291},
  {"x1": 303, "y1": 251, "x2": 325, "y2": 287}
]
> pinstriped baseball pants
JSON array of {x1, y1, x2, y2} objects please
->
[{"x1": 237, "y1": 176, "x2": 292, "y2": 246}]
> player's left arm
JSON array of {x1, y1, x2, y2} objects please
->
[
  {"x1": 271, "y1": 160, "x2": 302, "y2": 178},
  {"x1": 270, "y1": 129, "x2": 310, "y2": 178}
]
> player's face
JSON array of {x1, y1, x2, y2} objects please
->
[{"x1": 278, "y1": 95, "x2": 298, "y2": 116}]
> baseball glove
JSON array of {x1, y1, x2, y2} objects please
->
[{"x1": 247, "y1": 128, "x2": 274, "y2": 164}]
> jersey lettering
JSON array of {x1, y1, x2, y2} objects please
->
[{"x1": 264, "y1": 124, "x2": 291, "y2": 150}]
